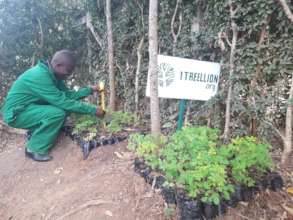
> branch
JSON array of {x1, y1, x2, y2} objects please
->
[
  {"x1": 230, "y1": 2, "x2": 239, "y2": 18},
  {"x1": 277, "y1": 0, "x2": 293, "y2": 23},
  {"x1": 250, "y1": 15, "x2": 272, "y2": 88},
  {"x1": 55, "y1": 199, "x2": 114, "y2": 220},
  {"x1": 261, "y1": 119, "x2": 285, "y2": 142},
  {"x1": 115, "y1": 60, "x2": 122, "y2": 73},
  {"x1": 37, "y1": 18, "x2": 44, "y2": 51},
  {"x1": 86, "y1": 12, "x2": 103, "y2": 47},
  {"x1": 171, "y1": 0, "x2": 182, "y2": 43},
  {"x1": 0, "y1": 120, "x2": 25, "y2": 135},
  {"x1": 223, "y1": 0, "x2": 238, "y2": 141},
  {"x1": 134, "y1": 0, "x2": 144, "y2": 30},
  {"x1": 223, "y1": 32, "x2": 232, "y2": 47}
]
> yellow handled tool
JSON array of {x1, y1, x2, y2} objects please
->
[
  {"x1": 99, "y1": 81, "x2": 106, "y2": 129},
  {"x1": 99, "y1": 81, "x2": 105, "y2": 111}
]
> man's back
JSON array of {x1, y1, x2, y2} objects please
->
[{"x1": 2, "y1": 61, "x2": 54, "y2": 124}]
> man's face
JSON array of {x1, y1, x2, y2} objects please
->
[{"x1": 52, "y1": 59, "x2": 75, "y2": 80}]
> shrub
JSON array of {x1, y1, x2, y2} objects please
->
[
  {"x1": 159, "y1": 127, "x2": 233, "y2": 205},
  {"x1": 225, "y1": 136, "x2": 273, "y2": 187},
  {"x1": 128, "y1": 133, "x2": 166, "y2": 169},
  {"x1": 105, "y1": 110, "x2": 137, "y2": 134},
  {"x1": 72, "y1": 110, "x2": 137, "y2": 135},
  {"x1": 128, "y1": 127, "x2": 274, "y2": 205}
]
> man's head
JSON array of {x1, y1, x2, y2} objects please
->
[{"x1": 50, "y1": 50, "x2": 76, "y2": 80}]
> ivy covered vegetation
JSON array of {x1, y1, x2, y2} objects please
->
[{"x1": 0, "y1": 0, "x2": 292, "y2": 161}]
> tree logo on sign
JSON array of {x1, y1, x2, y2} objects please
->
[{"x1": 158, "y1": 63, "x2": 175, "y2": 87}]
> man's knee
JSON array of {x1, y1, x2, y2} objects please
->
[
  {"x1": 55, "y1": 108, "x2": 66, "y2": 119},
  {"x1": 48, "y1": 106, "x2": 66, "y2": 120}
]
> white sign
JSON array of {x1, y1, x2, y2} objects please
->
[{"x1": 146, "y1": 55, "x2": 221, "y2": 101}]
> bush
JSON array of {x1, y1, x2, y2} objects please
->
[
  {"x1": 72, "y1": 110, "x2": 137, "y2": 136},
  {"x1": 128, "y1": 127, "x2": 274, "y2": 205},
  {"x1": 128, "y1": 133, "x2": 166, "y2": 169},
  {"x1": 225, "y1": 136, "x2": 273, "y2": 187},
  {"x1": 159, "y1": 127, "x2": 233, "y2": 205},
  {"x1": 129, "y1": 126, "x2": 234, "y2": 205},
  {"x1": 105, "y1": 110, "x2": 137, "y2": 134}
]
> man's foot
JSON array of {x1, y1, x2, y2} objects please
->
[
  {"x1": 25, "y1": 131, "x2": 32, "y2": 141},
  {"x1": 25, "y1": 149, "x2": 53, "y2": 162}
]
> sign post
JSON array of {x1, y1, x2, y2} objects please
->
[
  {"x1": 146, "y1": 55, "x2": 221, "y2": 130},
  {"x1": 177, "y1": 99, "x2": 186, "y2": 131}
]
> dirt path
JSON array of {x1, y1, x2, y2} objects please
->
[
  {"x1": 0, "y1": 133, "x2": 164, "y2": 220},
  {"x1": 1, "y1": 131, "x2": 292, "y2": 220}
]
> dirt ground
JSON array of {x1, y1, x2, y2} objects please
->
[
  {"x1": 0, "y1": 130, "x2": 292, "y2": 220},
  {"x1": 0, "y1": 132, "x2": 164, "y2": 220}
]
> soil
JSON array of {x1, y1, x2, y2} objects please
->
[
  {"x1": 0, "y1": 132, "x2": 164, "y2": 220},
  {"x1": 0, "y1": 130, "x2": 292, "y2": 220}
]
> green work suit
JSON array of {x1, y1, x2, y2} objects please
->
[{"x1": 1, "y1": 60, "x2": 97, "y2": 154}]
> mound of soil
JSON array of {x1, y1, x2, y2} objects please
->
[
  {"x1": 0, "y1": 132, "x2": 164, "y2": 220},
  {"x1": 0, "y1": 129, "x2": 292, "y2": 220}
]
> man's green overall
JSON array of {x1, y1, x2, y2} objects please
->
[{"x1": 1, "y1": 60, "x2": 97, "y2": 154}]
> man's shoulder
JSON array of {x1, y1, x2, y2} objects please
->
[{"x1": 20, "y1": 65, "x2": 51, "y2": 81}]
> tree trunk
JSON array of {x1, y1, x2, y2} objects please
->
[
  {"x1": 282, "y1": 73, "x2": 293, "y2": 164},
  {"x1": 249, "y1": 16, "x2": 271, "y2": 136},
  {"x1": 135, "y1": 36, "x2": 144, "y2": 114},
  {"x1": 134, "y1": 0, "x2": 145, "y2": 114},
  {"x1": 223, "y1": 0, "x2": 238, "y2": 141},
  {"x1": 277, "y1": 0, "x2": 293, "y2": 166},
  {"x1": 31, "y1": 18, "x2": 44, "y2": 67},
  {"x1": 87, "y1": 29, "x2": 96, "y2": 104},
  {"x1": 105, "y1": 0, "x2": 116, "y2": 110},
  {"x1": 148, "y1": 0, "x2": 161, "y2": 136}
]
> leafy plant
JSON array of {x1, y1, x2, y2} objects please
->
[
  {"x1": 128, "y1": 127, "x2": 275, "y2": 205},
  {"x1": 72, "y1": 110, "x2": 137, "y2": 137},
  {"x1": 159, "y1": 126, "x2": 233, "y2": 205},
  {"x1": 129, "y1": 126, "x2": 234, "y2": 205},
  {"x1": 72, "y1": 114, "x2": 101, "y2": 134},
  {"x1": 225, "y1": 136, "x2": 273, "y2": 187},
  {"x1": 128, "y1": 133, "x2": 166, "y2": 169},
  {"x1": 163, "y1": 206, "x2": 175, "y2": 219},
  {"x1": 105, "y1": 110, "x2": 137, "y2": 134}
]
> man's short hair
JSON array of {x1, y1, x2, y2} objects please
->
[{"x1": 51, "y1": 49, "x2": 76, "y2": 65}]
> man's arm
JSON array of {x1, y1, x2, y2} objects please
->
[
  {"x1": 27, "y1": 76, "x2": 97, "y2": 115},
  {"x1": 57, "y1": 80, "x2": 93, "y2": 100}
]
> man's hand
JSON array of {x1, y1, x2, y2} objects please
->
[
  {"x1": 90, "y1": 85, "x2": 104, "y2": 93},
  {"x1": 95, "y1": 108, "x2": 105, "y2": 118}
]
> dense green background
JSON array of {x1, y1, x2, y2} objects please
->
[{"x1": 0, "y1": 0, "x2": 292, "y2": 146}]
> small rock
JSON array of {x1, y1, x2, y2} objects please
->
[
  {"x1": 105, "y1": 210, "x2": 113, "y2": 217},
  {"x1": 54, "y1": 167, "x2": 63, "y2": 175},
  {"x1": 114, "y1": 151, "x2": 123, "y2": 159}
]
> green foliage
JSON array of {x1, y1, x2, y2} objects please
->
[
  {"x1": 72, "y1": 114, "x2": 100, "y2": 134},
  {"x1": 128, "y1": 133, "x2": 167, "y2": 169},
  {"x1": 159, "y1": 127, "x2": 233, "y2": 205},
  {"x1": 129, "y1": 126, "x2": 234, "y2": 205},
  {"x1": 72, "y1": 110, "x2": 137, "y2": 136},
  {"x1": 105, "y1": 110, "x2": 137, "y2": 134},
  {"x1": 0, "y1": 0, "x2": 88, "y2": 103},
  {"x1": 225, "y1": 136, "x2": 273, "y2": 186},
  {"x1": 1, "y1": 0, "x2": 292, "y2": 149},
  {"x1": 163, "y1": 206, "x2": 175, "y2": 219},
  {"x1": 129, "y1": 126, "x2": 274, "y2": 205}
]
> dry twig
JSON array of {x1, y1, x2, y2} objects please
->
[{"x1": 55, "y1": 199, "x2": 114, "y2": 220}]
